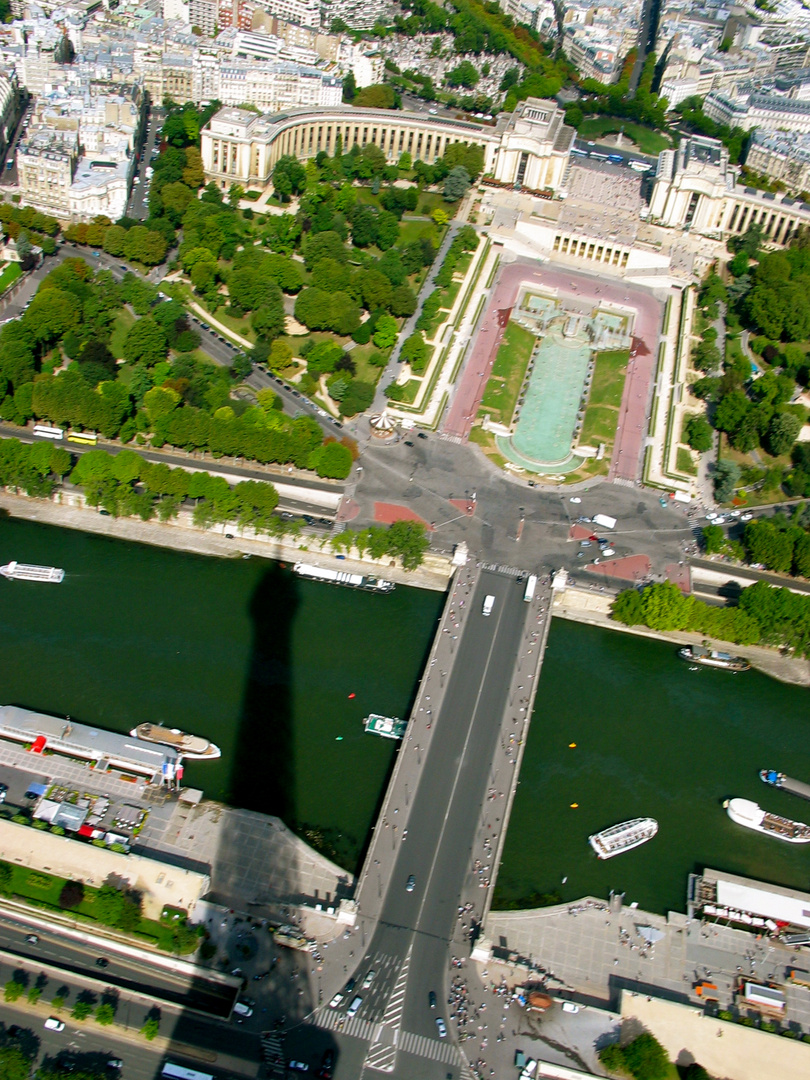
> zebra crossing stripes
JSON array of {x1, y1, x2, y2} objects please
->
[
  {"x1": 315, "y1": 1007, "x2": 377, "y2": 1042},
  {"x1": 381, "y1": 947, "x2": 411, "y2": 1027},
  {"x1": 365, "y1": 1041, "x2": 397, "y2": 1073},
  {"x1": 481, "y1": 562, "x2": 525, "y2": 578},
  {"x1": 397, "y1": 1029, "x2": 460, "y2": 1064}
]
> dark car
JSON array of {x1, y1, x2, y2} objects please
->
[
  {"x1": 344, "y1": 977, "x2": 356, "y2": 994},
  {"x1": 428, "y1": 991, "x2": 436, "y2": 1008},
  {"x1": 404, "y1": 440, "x2": 414, "y2": 446},
  {"x1": 0, "y1": 783, "x2": 7, "y2": 803},
  {"x1": 318, "y1": 1049, "x2": 335, "y2": 1078},
  {"x1": 406, "y1": 874, "x2": 416, "y2": 892},
  {"x1": 95, "y1": 957, "x2": 109, "y2": 968},
  {"x1": 417, "y1": 432, "x2": 428, "y2": 439}
]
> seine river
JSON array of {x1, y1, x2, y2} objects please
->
[
  {"x1": 1, "y1": 515, "x2": 808, "y2": 914},
  {"x1": 0, "y1": 516, "x2": 442, "y2": 872},
  {"x1": 496, "y1": 618, "x2": 810, "y2": 915}
]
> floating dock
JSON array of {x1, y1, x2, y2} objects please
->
[
  {"x1": 766, "y1": 772, "x2": 810, "y2": 802},
  {"x1": 0, "y1": 704, "x2": 181, "y2": 784}
]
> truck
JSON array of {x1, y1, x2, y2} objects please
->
[
  {"x1": 592, "y1": 514, "x2": 616, "y2": 530},
  {"x1": 482, "y1": 594, "x2": 495, "y2": 616},
  {"x1": 523, "y1": 574, "x2": 537, "y2": 603}
]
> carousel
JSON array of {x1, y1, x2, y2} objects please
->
[{"x1": 368, "y1": 412, "x2": 398, "y2": 441}]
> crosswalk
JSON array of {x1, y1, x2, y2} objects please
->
[
  {"x1": 397, "y1": 1029, "x2": 460, "y2": 1065},
  {"x1": 381, "y1": 946, "x2": 411, "y2": 1027},
  {"x1": 316, "y1": 1007, "x2": 379, "y2": 1042},
  {"x1": 480, "y1": 561, "x2": 525, "y2": 578}
]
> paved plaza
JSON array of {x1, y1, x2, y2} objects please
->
[{"x1": 0, "y1": 738, "x2": 353, "y2": 918}]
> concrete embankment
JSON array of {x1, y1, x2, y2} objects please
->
[
  {"x1": 552, "y1": 584, "x2": 810, "y2": 688},
  {"x1": 0, "y1": 490, "x2": 453, "y2": 592}
]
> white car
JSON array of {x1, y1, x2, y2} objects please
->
[
  {"x1": 569, "y1": 497, "x2": 581, "y2": 504},
  {"x1": 362, "y1": 970, "x2": 375, "y2": 989},
  {"x1": 328, "y1": 992, "x2": 343, "y2": 1009},
  {"x1": 740, "y1": 512, "x2": 753, "y2": 522}
]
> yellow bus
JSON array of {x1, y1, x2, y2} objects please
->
[{"x1": 67, "y1": 431, "x2": 98, "y2": 445}]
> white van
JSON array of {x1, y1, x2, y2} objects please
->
[
  {"x1": 347, "y1": 995, "x2": 363, "y2": 1018},
  {"x1": 233, "y1": 1001, "x2": 253, "y2": 1017},
  {"x1": 482, "y1": 595, "x2": 495, "y2": 616}
]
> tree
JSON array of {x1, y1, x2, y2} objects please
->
[
  {"x1": 94, "y1": 884, "x2": 124, "y2": 926},
  {"x1": 373, "y1": 314, "x2": 399, "y2": 349},
  {"x1": 446, "y1": 60, "x2": 479, "y2": 88},
  {"x1": 141, "y1": 1016, "x2": 160, "y2": 1040},
  {"x1": 684, "y1": 414, "x2": 713, "y2": 452},
  {"x1": 124, "y1": 226, "x2": 168, "y2": 266},
  {"x1": 714, "y1": 458, "x2": 741, "y2": 501},
  {"x1": 272, "y1": 155, "x2": 306, "y2": 202},
  {"x1": 387, "y1": 520, "x2": 429, "y2": 569},
  {"x1": 702, "y1": 524, "x2": 726, "y2": 554},
  {"x1": 4, "y1": 979, "x2": 23, "y2": 1002},
  {"x1": 611, "y1": 588, "x2": 644, "y2": 625},
  {"x1": 96, "y1": 1002, "x2": 116, "y2": 1025},
  {"x1": 342, "y1": 70, "x2": 357, "y2": 102},
  {"x1": 123, "y1": 319, "x2": 168, "y2": 367},
  {"x1": 267, "y1": 339, "x2": 293, "y2": 372},
  {"x1": 0, "y1": 1045, "x2": 32, "y2": 1080},
  {"x1": 353, "y1": 84, "x2": 396, "y2": 109},
  {"x1": 621, "y1": 1032, "x2": 670, "y2": 1080},
  {"x1": 767, "y1": 411, "x2": 803, "y2": 457},
  {"x1": 401, "y1": 332, "x2": 429, "y2": 373},
  {"x1": 444, "y1": 166, "x2": 471, "y2": 202},
  {"x1": 71, "y1": 998, "x2": 93, "y2": 1021},
  {"x1": 310, "y1": 440, "x2": 353, "y2": 478},
  {"x1": 59, "y1": 880, "x2": 85, "y2": 909}
]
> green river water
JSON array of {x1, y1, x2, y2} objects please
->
[
  {"x1": 1, "y1": 515, "x2": 809, "y2": 915},
  {"x1": 497, "y1": 619, "x2": 810, "y2": 915},
  {"x1": 0, "y1": 516, "x2": 443, "y2": 873}
]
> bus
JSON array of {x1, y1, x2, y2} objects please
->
[
  {"x1": 67, "y1": 431, "x2": 98, "y2": 445},
  {"x1": 161, "y1": 1065, "x2": 215, "y2": 1080},
  {"x1": 523, "y1": 574, "x2": 538, "y2": 603},
  {"x1": 608, "y1": 153, "x2": 624, "y2": 164},
  {"x1": 32, "y1": 425, "x2": 64, "y2": 440}
]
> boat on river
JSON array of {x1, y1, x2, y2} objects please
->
[
  {"x1": 724, "y1": 798, "x2": 810, "y2": 843},
  {"x1": 130, "y1": 723, "x2": 221, "y2": 760},
  {"x1": 364, "y1": 714, "x2": 407, "y2": 740},
  {"x1": 0, "y1": 561, "x2": 64, "y2": 583},
  {"x1": 678, "y1": 645, "x2": 749, "y2": 671},
  {"x1": 293, "y1": 562, "x2": 394, "y2": 592},
  {"x1": 588, "y1": 818, "x2": 658, "y2": 859},
  {"x1": 760, "y1": 769, "x2": 786, "y2": 790}
]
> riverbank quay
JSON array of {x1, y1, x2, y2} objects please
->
[
  {"x1": 0, "y1": 733, "x2": 352, "y2": 922},
  {"x1": 551, "y1": 583, "x2": 810, "y2": 688},
  {"x1": 0, "y1": 489, "x2": 454, "y2": 592}
]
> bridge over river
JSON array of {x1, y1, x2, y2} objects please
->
[{"x1": 309, "y1": 563, "x2": 553, "y2": 1080}]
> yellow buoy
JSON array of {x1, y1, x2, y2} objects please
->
[
  {"x1": 570, "y1": 802, "x2": 579, "y2": 808},
  {"x1": 569, "y1": 742, "x2": 576, "y2": 748}
]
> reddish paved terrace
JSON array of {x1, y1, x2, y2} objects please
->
[
  {"x1": 443, "y1": 262, "x2": 661, "y2": 485},
  {"x1": 374, "y1": 503, "x2": 434, "y2": 529},
  {"x1": 585, "y1": 553, "x2": 652, "y2": 583}
]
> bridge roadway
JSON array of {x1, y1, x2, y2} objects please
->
[{"x1": 317, "y1": 568, "x2": 539, "y2": 1080}]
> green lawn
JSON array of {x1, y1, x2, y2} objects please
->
[
  {"x1": 676, "y1": 446, "x2": 698, "y2": 475},
  {"x1": 415, "y1": 192, "x2": 447, "y2": 215},
  {"x1": 440, "y1": 281, "x2": 462, "y2": 310},
  {"x1": 580, "y1": 404, "x2": 619, "y2": 445},
  {"x1": 725, "y1": 333, "x2": 748, "y2": 370},
  {"x1": 589, "y1": 349, "x2": 628, "y2": 408},
  {"x1": 350, "y1": 342, "x2": 387, "y2": 385},
  {"x1": 577, "y1": 117, "x2": 671, "y2": 155},
  {"x1": 386, "y1": 379, "x2": 420, "y2": 405},
  {"x1": 110, "y1": 309, "x2": 135, "y2": 359},
  {"x1": 0, "y1": 260, "x2": 22, "y2": 294},
  {"x1": 481, "y1": 322, "x2": 535, "y2": 425},
  {"x1": 2, "y1": 855, "x2": 191, "y2": 953},
  {"x1": 397, "y1": 220, "x2": 438, "y2": 247}
]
